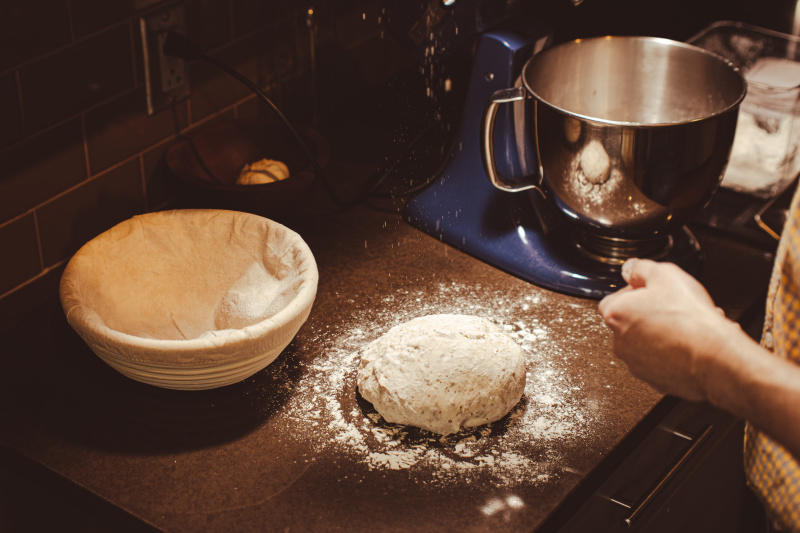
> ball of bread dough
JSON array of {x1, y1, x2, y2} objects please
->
[
  {"x1": 237, "y1": 159, "x2": 290, "y2": 185},
  {"x1": 356, "y1": 314, "x2": 527, "y2": 435},
  {"x1": 580, "y1": 140, "x2": 610, "y2": 184}
]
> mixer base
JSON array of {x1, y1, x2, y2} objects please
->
[
  {"x1": 573, "y1": 231, "x2": 674, "y2": 266},
  {"x1": 406, "y1": 174, "x2": 702, "y2": 299}
]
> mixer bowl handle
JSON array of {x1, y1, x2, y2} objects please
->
[{"x1": 481, "y1": 86, "x2": 545, "y2": 196}]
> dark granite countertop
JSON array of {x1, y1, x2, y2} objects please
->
[{"x1": 0, "y1": 183, "x2": 775, "y2": 531}]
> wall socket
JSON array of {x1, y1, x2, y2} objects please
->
[{"x1": 140, "y1": 3, "x2": 190, "y2": 116}]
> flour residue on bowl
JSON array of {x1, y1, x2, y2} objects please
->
[
  {"x1": 566, "y1": 148, "x2": 623, "y2": 206},
  {"x1": 211, "y1": 262, "x2": 297, "y2": 332},
  {"x1": 566, "y1": 148, "x2": 659, "y2": 222},
  {"x1": 279, "y1": 282, "x2": 603, "y2": 488}
]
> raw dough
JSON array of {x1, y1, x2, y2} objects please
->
[
  {"x1": 580, "y1": 140, "x2": 610, "y2": 184},
  {"x1": 356, "y1": 314, "x2": 527, "y2": 435},
  {"x1": 237, "y1": 159, "x2": 290, "y2": 185}
]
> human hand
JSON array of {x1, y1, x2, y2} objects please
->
[{"x1": 598, "y1": 258, "x2": 737, "y2": 401}]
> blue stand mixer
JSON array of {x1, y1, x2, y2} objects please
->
[{"x1": 405, "y1": 31, "x2": 704, "y2": 299}]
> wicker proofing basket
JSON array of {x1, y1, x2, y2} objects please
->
[{"x1": 59, "y1": 209, "x2": 318, "y2": 390}]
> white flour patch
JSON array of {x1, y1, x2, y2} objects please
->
[{"x1": 281, "y1": 282, "x2": 601, "y2": 488}]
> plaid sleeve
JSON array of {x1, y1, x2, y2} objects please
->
[{"x1": 745, "y1": 184, "x2": 800, "y2": 531}]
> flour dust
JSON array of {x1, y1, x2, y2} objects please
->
[{"x1": 281, "y1": 282, "x2": 601, "y2": 488}]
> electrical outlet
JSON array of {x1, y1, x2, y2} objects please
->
[{"x1": 140, "y1": 3, "x2": 190, "y2": 115}]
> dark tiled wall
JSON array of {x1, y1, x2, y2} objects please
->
[{"x1": 0, "y1": 0, "x2": 395, "y2": 313}]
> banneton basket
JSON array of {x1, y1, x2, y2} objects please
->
[{"x1": 59, "y1": 209, "x2": 318, "y2": 390}]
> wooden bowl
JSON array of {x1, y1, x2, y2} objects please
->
[{"x1": 166, "y1": 118, "x2": 331, "y2": 219}]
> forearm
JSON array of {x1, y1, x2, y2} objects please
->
[{"x1": 700, "y1": 322, "x2": 800, "y2": 459}]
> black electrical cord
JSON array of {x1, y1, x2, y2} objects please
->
[
  {"x1": 163, "y1": 30, "x2": 361, "y2": 208},
  {"x1": 162, "y1": 31, "x2": 452, "y2": 212}
]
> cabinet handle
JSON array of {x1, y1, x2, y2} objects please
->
[{"x1": 607, "y1": 424, "x2": 713, "y2": 528}]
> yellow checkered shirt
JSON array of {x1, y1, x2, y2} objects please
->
[{"x1": 744, "y1": 183, "x2": 800, "y2": 531}]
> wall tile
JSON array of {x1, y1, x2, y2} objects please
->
[
  {"x1": 308, "y1": 5, "x2": 337, "y2": 62},
  {"x1": 37, "y1": 158, "x2": 145, "y2": 267},
  {"x1": 231, "y1": 0, "x2": 277, "y2": 37},
  {"x1": 0, "y1": 119, "x2": 87, "y2": 225},
  {"x1": 186, "y1": 0, "x2": 232, "y2": 50},
  {"x1": 142, "y1": 140, "x2": 180, "y2": 211},
  {"x1": 0, "y1": 74, "x2": 23, "y2": 149},
  {"x1": 131, "y1": 14, "x2": 145, "y2": 88},
  {"x1": 0, "y1": 0, "x2": 71, "y2": 73},
  {"x1": 335, "y1": 1, "x2": 381, "y2": 45},
  {"x1": 70, "y1": 0, "x2": 165, "y2": 39},
  {"x1": 343, "y1": 31, "x2": 412, "y2": 89},
  {"x1": 0, "y1": 262, "x2": 63, "y2": 334},
  {"x1": 19, "y1": 26, "x2": 134, "y2": 133},
  {"x1": 0, "y1": 214, "x2": 40, "y2": 296},
  {"x1": 188, "y1": 35, "x2": 260, "y2": 122},
  {"x1": 259, "y1": 71, "x2": 314, "y2": 125},
  {"x1": 234, "y1": 95, "x2": 263, "y2": 120},
  {"x1": 85, "y1": 87, "x2": 188, "y2": 175},
  {"x1": 271, "y1": 11, "x2": 310, "y2": 84}
]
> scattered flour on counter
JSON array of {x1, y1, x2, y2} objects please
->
[{"x1": 279, "y1": 282, "x2": 602, "y2": 488}]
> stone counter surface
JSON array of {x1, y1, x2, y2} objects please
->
[{"x1": 0, "y1": 203, "x2": 774, "y2": 532}]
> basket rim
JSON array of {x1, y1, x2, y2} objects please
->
[{"x1": 59, "y1": 209, "x2": 318, "y2": 367}]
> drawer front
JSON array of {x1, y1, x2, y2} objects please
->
[{"x1": 549, "y1": 400, "x2": 751, "y2": 532}]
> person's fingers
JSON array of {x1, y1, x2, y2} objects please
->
[
  {"x1": 620, "y1": 258, "x2": 637, "y2": 284},
  {"x1": 620, "y1": 257, "x2": 661, "y2": 289},
  {"x1": 598, "y1": 285, "x2": 643, "y2": 331},
  {"x1": 598, "y1": 285, "x2": 633, "y2": 318},
  {"x1": 622, "y1": 259, "x2": 707, "y2": 302},
  {"x1": 598, "y1": 294, "x2": 613, "y2": 321}
]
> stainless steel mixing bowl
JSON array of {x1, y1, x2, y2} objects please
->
[{"x1": 482, "y1": 36, "x2": 747, "y2": 253}]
